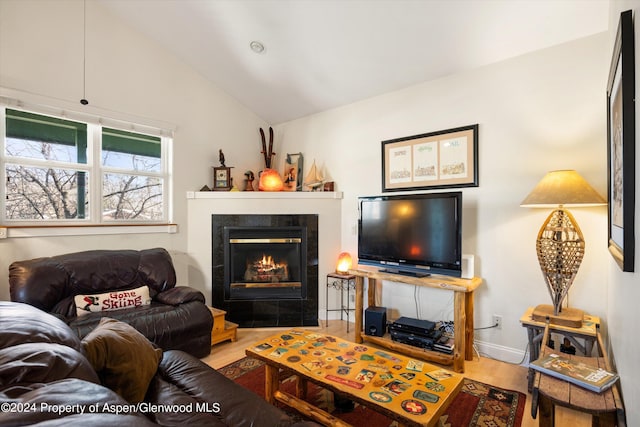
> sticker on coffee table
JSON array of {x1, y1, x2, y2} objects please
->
[
  {"x1": 253, "y1": 343, "x2": 273, "y2": 352},
  {"x1": 355, "y1": 369, "x2": 376, "y2": 382},
  {"x1": 406, "y1": 360, "x2": 424, "y2": 372},
  {"x1": 302, "y1": 360, "x2": 325, "y2": 371},
  {"x1": 325, "y1": 375, "x2": 365, "y2": 389},
  {"x1": 412, "y1": 389, "x2": 439, "y2": 404},
  {"x1": 353, "y1": 345, "x2": 368, "y2": 352},
  {"x1": 374, "y1": 351, "x2": 402, "y2": 363},
  {"x1": 424, "y1": 382, "x2": 445, "y2": 392},
  {"x1": 401, "y1": 399, "x2": 427, "y2": 415},
  {"x1": 281, "y1": 334, "x2": 294, "y2": 341},
  {"x1": 337, "y1": 366, "x2": 351, "y2": 375},
  {"x1": 426, "y1": 369, "x2": 453, "y2": 381},
  {"x1": 270, "y1": 348, "x2": 288, "y2": 358},
  {"x1": 382, "y1": 379, "x2": 411, "y2": 396},
  {"x1": 369, "y1": 391, "x2": 392, "y2": 403},
  {"x1": 336, "y1": 355, "x2": 357, "y2": 365},
  {"x1": 400, "y1": 372, "x2": 416, "y2": 381},
  {"x1": 286, "y1": 355, "x2": 301, "y2": 363}
]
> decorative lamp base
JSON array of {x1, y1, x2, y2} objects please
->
[{"x1": 531, "y1": 304, "x2": 584, "y2": 328}]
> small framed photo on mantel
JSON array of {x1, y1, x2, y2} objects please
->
[
  {"x1": 213, "y1": 166, "x2": 232, "y2": 191},
  {"x1": 382, "y1": 124, "x2": 479, "y2": 192}
]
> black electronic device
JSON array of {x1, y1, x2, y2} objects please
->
[
  {"x1": 389, "y1": 316, "x2": 436, "y2": 337},
  {"x1": 390, "y1": 329, "x2": 439, "y2": 350},
  {"x1": 433, "y1": 334, "x2": 455, "y2": 354},
  {"x1": 365, "y1": 306, "x2": 387, "y2": 337},
  {"x1": 358, "y1": 192, "x2": 462, "y2": 278}
]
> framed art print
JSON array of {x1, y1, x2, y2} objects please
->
[
  {"x1": 607, "y1": 10, "x2": 635, "y2": 272},
  {"x1": 382, "y1": 124, "x2": 478, "y2": 192}
]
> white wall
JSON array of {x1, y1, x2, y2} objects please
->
[
  {"x1": 274, "y1": 33, "x2": 610, "y2": 362},
  {"x1": 0, "y1": 0, "x2": 268, "y2": 299},
  {"x1": 606, "y1": 2, "x2": 640, "y2": 426}
]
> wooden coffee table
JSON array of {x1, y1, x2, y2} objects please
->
[{"x1": 246, "y1": 329, "x2": 463, "y2": 427}]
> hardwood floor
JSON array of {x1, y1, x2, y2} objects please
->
[{"x1": 201, "y1": 320, "x2": 592, "y2": 427}]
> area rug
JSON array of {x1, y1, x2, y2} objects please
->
[{"x1": 219, "y1": 357, "x2": 525, "y2": 427}]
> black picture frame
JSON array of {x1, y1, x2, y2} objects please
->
[
  {"x1": 607, "y1": 10, "x2": 635, "y2": 272},
  {"x1": 381, "y1": 124, "x2": 478, "y2": 192}
]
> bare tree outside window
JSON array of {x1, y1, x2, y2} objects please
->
[{"x1": 3, "y1": 109, "x2": 168, "y2": 223}]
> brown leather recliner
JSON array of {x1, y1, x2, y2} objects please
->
[{"x1": 9, "y1": 248, "x2": 212, "y2": 358}]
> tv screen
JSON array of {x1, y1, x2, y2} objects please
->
[{"x1": 358, "y1": 192, "x2": 462, "y2": 277}]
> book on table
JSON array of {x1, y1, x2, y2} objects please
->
[{"x1": 530, "y1": 353, "x2": 619, "y2": 393}]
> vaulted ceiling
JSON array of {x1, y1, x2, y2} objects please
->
[{"x1": 99, "y1": 0, "x2": 609, "y2": 124}]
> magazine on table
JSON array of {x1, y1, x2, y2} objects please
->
[{"x1": 530, "y1": 353, "x2": 619, "y2": 393}]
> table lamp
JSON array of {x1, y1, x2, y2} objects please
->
[
  {"x1": 336, "y1": 252, "x2": 353, "y2": 274},
  {"x1": 520, "y1": 170, "x2": 606, "y2": 327}
]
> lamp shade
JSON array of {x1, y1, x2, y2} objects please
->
[{"x1": 520, "y1": 170, "x2": 606, "y2": 208}]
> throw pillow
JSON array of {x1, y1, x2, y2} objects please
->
[
  {"x1": 81, "y1": 317, "x2": 162, "y2": 403},
  {"x1": 74, "y1": 285, "x2": 151, "y2": 317}
]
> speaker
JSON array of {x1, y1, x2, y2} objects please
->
[
  {"x1": 365, "y1": 306, "x2": 387, "y2": 337},
  {"x1": 461, "y1": 254, "x2": 475, "y2": 279}
]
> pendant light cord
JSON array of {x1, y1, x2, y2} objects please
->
[{"x1": 80, "y1": 0, "x2": 88, "y2": 105}]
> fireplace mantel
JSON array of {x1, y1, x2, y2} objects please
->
[{"x1": 186, "y1": 191, "x2": 343, "y2": 200}]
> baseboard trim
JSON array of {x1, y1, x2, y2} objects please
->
[{"x1": 474, "y1": 339, "x2": 527, "y2": 365}]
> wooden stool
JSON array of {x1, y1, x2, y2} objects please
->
[{"x1": 531, "y1": 323, "x2": 625, "y2": 427}]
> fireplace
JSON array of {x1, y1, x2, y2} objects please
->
[
  {"x1": 224, "y1": 226, "x2": 306, "y2": 301},
  {"x1": 212, "y1": 214, "x2": 318, "y2": 327}
]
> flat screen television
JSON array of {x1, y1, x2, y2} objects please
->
[{"x1": 358, "y1": 192, "x2": 462, "y2": 277}]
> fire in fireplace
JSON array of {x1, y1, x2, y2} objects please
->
[{"x1": 246, "y1": 254, "x2": 290, "y2": 282}]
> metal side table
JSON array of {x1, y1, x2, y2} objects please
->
[{"x1": 325, "y1": 273, "x2": 356, "y2": 332}]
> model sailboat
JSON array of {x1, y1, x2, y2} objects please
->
[{"x1": 303, "y1": 160, "x2": 324, "y2": 190}]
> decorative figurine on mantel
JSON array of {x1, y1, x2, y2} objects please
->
[
  {"x1": 219, "y1": 149, "x2": 226, "y2": 167},
  {"x1": 303, "y1": 159, "x2": 324, "y2": 191},
  {"x1": 244, "y1": 171, "x2": 255, "y2": 191},
  {"x1": 212, "y1": 149, "x2": 233, "y2": 191},
  {"x1": 258, "y1": 127, "x2": 284, "y2": 191}
]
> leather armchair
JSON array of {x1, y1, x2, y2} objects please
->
[{"x1": 9, "y1": 248, "x2": 212, "y2": 358}]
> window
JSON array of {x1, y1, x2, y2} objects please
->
[{"x1": 2, "y1": 108, "x2": 171, "y2": 224}]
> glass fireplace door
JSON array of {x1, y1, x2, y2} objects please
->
[{"x1": 224, "y1": 226, "x2": 306, "y2": 300}]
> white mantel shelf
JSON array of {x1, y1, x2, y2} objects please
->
[{"x1": 186, "y1": 191, "x2": 343, "y2": 200}]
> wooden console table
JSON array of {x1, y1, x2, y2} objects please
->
[{"x1": 349, "y1": 268, "x2": 482, "y2": 373}]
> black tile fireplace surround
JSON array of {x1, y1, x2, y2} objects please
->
[{"x1": 212, "y1": 214, "x2": 319, "y2": 327}]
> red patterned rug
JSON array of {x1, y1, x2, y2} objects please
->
[{"x1": 219, "y1": 357, "x2": 525, "y2": 427}]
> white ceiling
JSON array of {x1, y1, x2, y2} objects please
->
[{"x1": 98, "y1": 0, "x2": 609, "y2": 124}]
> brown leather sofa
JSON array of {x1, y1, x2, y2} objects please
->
[
  {"x1": 0, "y1": 301, "x2": 316, "y2": 427},
  {"x1": 9, "y1": 248, "x2": 212, "y2": 358}
]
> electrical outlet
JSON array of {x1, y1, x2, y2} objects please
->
[{"x1": 493, "y1": 314, "x2": 503, "y2": 329}]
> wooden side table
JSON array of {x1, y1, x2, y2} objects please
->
[
  {"x1": 520, "y1": 306, "x2": 600, "y2": 392},
  {"x1": 531, "y1": 324, "x2": 626, "y2": 427}
]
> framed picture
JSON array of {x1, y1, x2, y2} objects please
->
[
  {"x1": 283, "y1": 152, "x2": 303, "y2": 191},
  {"x1": 213, "y1": 166, "x2": 232, "y2": 191},
  {"x1": 607, "y1": 9, "x2": 635, "y2": 272},
  {"x1": 382, "y1": 124, "x2": 478, "y2": 192}
]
